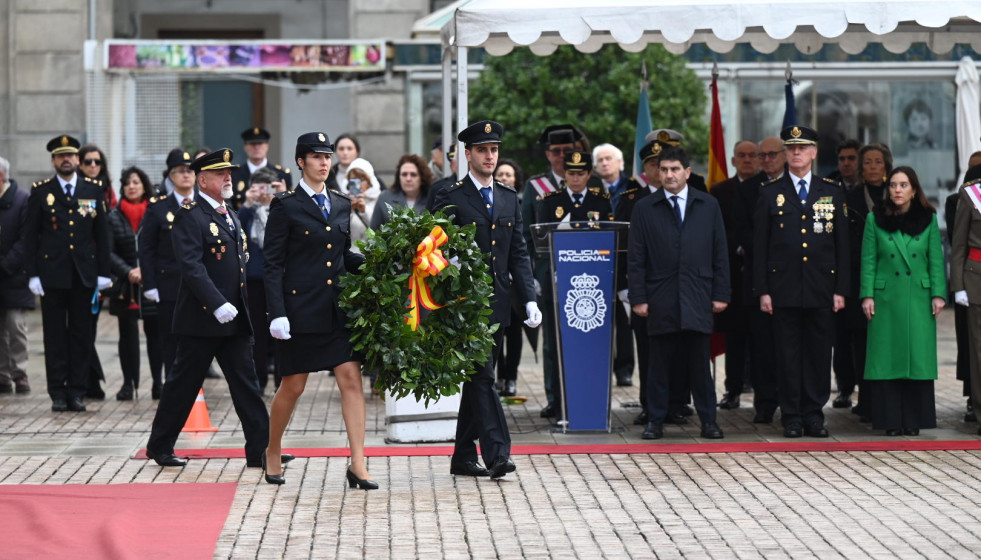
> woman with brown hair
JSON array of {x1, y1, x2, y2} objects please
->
[{"x1": 370, "y1": 154, "x2": 433, "y2": 228}]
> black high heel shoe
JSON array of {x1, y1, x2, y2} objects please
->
[
  {"x1": 262, "y1": 451, "x2": 285, "y2": 485},
  {"x1": 346, "y1": 468, "x2": 378, "y2": 490}
]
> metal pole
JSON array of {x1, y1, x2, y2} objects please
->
[
  {"x1": 442, "y1": 48, "x2": 452, "y2": 178},
  {"x1": 456, "y1": 46, "x2": 468, "y2": 179}
]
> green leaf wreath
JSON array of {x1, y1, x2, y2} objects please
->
[{"x1": 339, "y1": 206, "x2": 497, "y2": 405}]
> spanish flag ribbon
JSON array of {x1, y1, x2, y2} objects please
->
[{"x1": 406, "y1": 226, "x2": 449, "y2": 330}]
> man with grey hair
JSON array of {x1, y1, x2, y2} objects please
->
[{"x1": 0, "y1": 156, "x2": 34, "y2": 394}]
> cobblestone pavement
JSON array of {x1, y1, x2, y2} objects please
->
[{"x1": 1, "y1": 308, "x2": 980, "y2": 558}]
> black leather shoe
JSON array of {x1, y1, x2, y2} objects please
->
[
  {"x1": 677, "y1": 404, "x2": 694, "y2": 417},
  {"x1": 501, "y1": 380, "x2": 517, "y2": 397},
  {"x1": 116, "y1": 384, "x2": 134, "y2": 401},
  {"x1": 85, "y1": 387, "x2": 105, "y2": 400},
  {"x1": 783, "y1": 423, "x2": 803, "y2": 438},
  {"x1": 700, "y1": 421, "x2": 724, "y2": 439},
  {"x1": 642, "y1": 421, "x2": 664, "y2": 440},
  {"x1": 904, "y1": 428, "x2": 919, "y2": 436},
  {"x1": 51, "y1": 398, "x2": 68, "y2": 412},
  {"x1": 346, "y1": 468, "x2": 378, "y2": 490},
  {"x1": 615, "y1": 374, "x2": 633, "y2": 387},
  {"x1": 262, "y1": 452, "x2": 285, "y2": 485},
  {"x1": 147, "y1": 450, "x2": 187, "y2": 467},
  {"x1": 633, "y1": 411, "x2": 650, "y2": 426},
  {"x1": 450, "y1": 460, "x2": 490, "y2": 477},
  {"x1": 752, "y1": 410, "x2": 774, "y2": 424},
  {"x1": 718, "y1": 393, "x2": 740, "y2": 409},
  {"x1": 488, "y1": 457, "x2": 516, "y2": 479},
  {"x1": 540, "y1": 404, "x2": 555, "y2": 418},
  {"x1": 885, "y1": 429, "x2": 902, "y2": 437},
  {"x1": 282, "y1": 453, "x2": 295, "y2": 464},
  {"x1": 665, "y1": 412, "x2": 688, "y2": 425},
  {"x1": 151, "y1": 383, "x2": 162, "y2": 400},
  {"x1": 804, "y1": 423, "x2": 829, "y2": 437},
  {"x1": 67, "y1": 396, "x2": 86, "y2": 412},
  {"x1": 832, "y1": 393, "x2": 852, "y2": 408}
]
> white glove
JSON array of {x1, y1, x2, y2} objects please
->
[
  {"x1": 213, "y1": 302, "x2": 238, "y2": 324},
  {"x1": 524, "y1": 301, "x2": 542, "y2": 328},
  {"x1": 955, "y1": 290, "x2": 969, "y2": 307},
  {"x1": 270, "y1": 316, "x2": 292, "y2": 340},
  {"x1": 617, "y1": 289, "x2": 629, "y2": 303},
  {"x1": 97, "y1": 276, "x2": 113, "y2": 291},
  {"x1": 449, "y1": 255, "x2": 461, "y2": 269},
  {"x1": 534, "y1": 279, "x2": 542, "y2": 297},
  {"x1": 144, "y1": 289, "x2": 160, "y2": 303},
  {"x1": 28, "y1": 277, "x2": 44, "y2": 296}
]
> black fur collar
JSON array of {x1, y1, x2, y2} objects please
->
[{"x1": 874, "y1": 202, "x2": 933, "y2": 236}]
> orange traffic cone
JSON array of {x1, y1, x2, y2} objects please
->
[{"x1": 182, "y1": 389, "x2": 219, "y2": 432}]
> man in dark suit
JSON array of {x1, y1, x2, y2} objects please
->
[
  {"x1": 140, "y1": 149, "x2": 198, "y2": 397},
  {"x1": 709, "y1": 140, "x2": 760, "y2": 410},
  {"x1": 433, "y1": 120, "x2": 540, "y2": 479},
  {"x1": 753, "y1": 125, "x2": 849, "y2": 438},
  {"x1": 24, "y1": 135, "x2": 112, "y2": 412},
  {"x1": 230, "y1": 127, "x2": 292, "y2": 209},
  {"x1": 144, "y1": 148, "x2": 271, "y2": 467},
  {"x1": 629, "y1": 146, "x2": 729, "y2": 440}
]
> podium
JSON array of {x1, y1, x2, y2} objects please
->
[{"x1": 530, "y1": 221, "x2": 630, "y2": 432}]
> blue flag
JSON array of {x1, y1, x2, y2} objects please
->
[
  {"x1": 633, "y1": 83, "x2": 653, "y2": 177},
  {"x1": 782, "y1": 80, "x2": 797, "y2": 129}
]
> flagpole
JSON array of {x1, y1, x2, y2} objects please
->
[
  {"x1": 633, "y1": 61, "x2": 653, "y2": 178},
  {"x1": 707, "y1": 61, "x2": 729, "y2": 189}
]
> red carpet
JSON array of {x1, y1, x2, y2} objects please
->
[
  {"x1": 0, "y1": 483, "x2": 237, "y2": 559},
  {"x1": 135, "y1": 439, "x2": 981, "y2": 460}
]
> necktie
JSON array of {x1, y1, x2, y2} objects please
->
[
  {"x1": 573, "y1": 193, "x2": 583, "y2": 206},
  {"x1": 65, "y1": 184, "x2": 73, "y2": 199},
  {"x1": 312, "y1": 193, "x2": 330, "y2": 221},
  {"x1": 671, "y1": 195, "x2": 683, "y2": 226},
  {"x1": 479, "y1": 187, "x2": 493, "y2": 216},
  {"x1": 215, "y1": 205, "x2": 234, "y2": 229},
  {"x1": 798, "y1": 179, "x2": 808, "y2": 203}
]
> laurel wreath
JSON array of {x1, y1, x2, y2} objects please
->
[{"x1": 338, "y1": 206, "x2": 497, "y2": 405}]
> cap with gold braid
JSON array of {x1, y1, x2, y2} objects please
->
[
  {"x1": 46, "y1": 135, "x2": 81, "y2": 155},
  {"x1": 458, "y1": 120, "x2": 503, "y2": 147},
  {"x1": 190, "y1": 148, "x2": 240, "y2": 173},
  {"x1": 781, "y1": 125, "x2": 819, "y2": 146},
  {"x1": 644, "y1": 128, "x2": 684, "y2": 146},
  {"x1": 241, "y1": 127, "x2": 271, "y2": 143},
  {"x1": 638, "y1": 139, "x2": 664, "y2": 163},
  {"x1": 564, "y1": 150, "x2": 592, "y2": 172}
]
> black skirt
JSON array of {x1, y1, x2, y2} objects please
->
[
  {"x1": 867, "y1": 379, "x2": 936, "y2": 431},
  {"x1": 275, "y1": 327, "x2": 363, "y2": 376}
]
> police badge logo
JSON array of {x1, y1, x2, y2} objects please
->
[
  {"x1": 46, "y1": 193, "x2": 55, "y2": 206},
  {"x1": 318, "y1": 133, "x2": 326, "y2": 142},
  {"x1": 652, "y1": 143, "x2": 662, "y2": 156},
  {"x1": 484, "y1": 123, "x2": 492, "y2": 134},
  {"x1": 210, "y1": 222, "x2": 220, "y2": 236},
  {"x1": 564, "y1": 273, "x2": 607, "y2": 333},
  {"x1": 166, "y1": 211, "x2": 174, "y2": 223},
  {"x1": 657, "y1": 131, "x2": 670, "y2": 142},
  {"x1": 572, "y1": 152, "x2": 582, "y2": 164},
  {"x1": 223, "y1": 150, "x2": 231, "y2": 163},
  {"x1": 555, "y1": 206, "x2": 564, "y2": 219},
  {"x1": 776, "y1": 194, "x2": 785, "y2": 207},
  {"x1": 791, "y1": 126, "x2": 802, "y2": 138}
]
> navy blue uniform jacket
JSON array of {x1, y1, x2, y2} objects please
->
[{"x1": 139, "y1": 195, "x2": 183, "y2": 302}]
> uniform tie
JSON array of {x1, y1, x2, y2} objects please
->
[
  {"x1": 798, "y1": 179, "x2": 808, "y2": 203},
  {"x1": 65, "y1": 184, "x2": 73, "y2": 199},
  {"x1": 573, "y1": 193, "x2": 583, "y2": 206},
  {"x1": 215, "y1": 205, "x2": 234, "y2": 229},
  {"x1": 479, "y1": 187, "x2": 493, "y2": 216},
  {"x1": 671, "y1": 195, "x2": 683, "y2": 227},
  {"x1": 312, "y1": 193, "x2": 330, "y2": 221}
]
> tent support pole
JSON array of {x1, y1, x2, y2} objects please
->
[{"x1": 456, "y1": 46, "x2": 469, "y2": 178}]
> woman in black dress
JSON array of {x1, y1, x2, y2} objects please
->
[{"x1": 262, "y1": 132, "x2": 376, "y2": 489}]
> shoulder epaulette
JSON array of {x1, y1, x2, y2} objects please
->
[
  {"x1": 961, "y1": 179, "x2": 981, "y2": 190},
  {"x1": 274, "y1": 164, "x2": 282, "y2": 170},
  {"x1": 620, "y1": 186, "x2": 643, "y2": 196},
  {"x1": 179, "y1": 200, "x2": 197, "y2": 210},
  {"x1": 495, "y1": 180, "x2": 516, "y2": 193},
  {"x1": 276, "y1": 190, "x2": 296, "y2": 199},
  {"x1": 284, "y1": 168, "x2": 291, "y2": 174},
  {"x1": 81, "y1": 176, "x2": 101, "y2": 186},
  {"x1": 333, "y1": 190, "x2": 351, "y2": 201},
  {"x1": 32, "y1": 180, "x2": 41, "y2": 188},
  {"x1": 763, "y1": 176, "x2": 780, "y2": 185},
  {"x1": 543, "y1": 190, "x2": 564, "y2": 198},
  {"x1": 446, "y1": 181, "x2": 464, "y2": 192},
  {"x1": 822, "y1": 177, "x2": 839, "y2": 184},
  {"x1": 600, "y1": 193, "x2": 611, "y2": 199}
]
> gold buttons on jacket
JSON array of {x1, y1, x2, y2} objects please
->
[
  {"x1": 492, "y1": 224, "x2": 496, "y2": 230},
  {"x1": 802, "y1": 243, "x2": 808, "y2": 248},
  {"x1": 69, "y1": 220, "x2": 74, "y2": 226},
  {"x1": 69, "y1": 244, "x2": 74, "y2": 250},
  {"x1": 327, "y1": 279, "x2": 333, "y2": 285},
  {"x1": 326, "y1": 227, "x2": 331, "y2": 232},
  {"x1": 327, "y1": 244, "x2": 332, "y2": 249},
  {"x1": 802, "y1": 257, "x2": 808, "y2": 262},
  {"x1": 801, "y1": 215, "x2": 806, "y2": 220},
  {"x1": 291, "y1": 290, "x2": 297, "y2": 294},
  {"x1": 801, "y1": 229, "x2": 806, "y2": 234},
  {"x1": 326, "y1": 262, "x2": 332, "y2": 267},
  {"x1": 492, "y1": 240, "x2": 496, "y2": 246},
  {"x1": 305, "y1": 230, "x2": 310, "y2": 235}
]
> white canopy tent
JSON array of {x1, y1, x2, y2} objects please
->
[{"x1": 438, "y1": 0, "x2": 981, "y2": 177}]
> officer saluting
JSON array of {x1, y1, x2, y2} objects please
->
[
  {"x1": 24, "y1": 135, "x2": 111, "y2": 412},
  {"x1": 753, "y1": 125, "x2": 848, "y2": 438},
  {"x1": 230, "y1": 127, "x2": 292, "y2": 209},
  {"x1": 145, "y1": 148, "x2": 270, "y2": 467}
]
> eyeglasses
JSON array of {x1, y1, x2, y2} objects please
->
[
  {"x1": 759, "y1": 151, "x2": 784, "y2": 160},
  {"x1": 82, "y1": 159, "x2": 102, "y2": 166},
  {"x1": 548, "y1": 148, "x2": 575, "y2": 156}
]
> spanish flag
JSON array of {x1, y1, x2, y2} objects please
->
[{"x1": 707, "y1": 73, "x2": 728, "y2": 190}]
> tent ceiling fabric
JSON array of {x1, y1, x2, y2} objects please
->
[{"x1": 441, "y1": 0, "x2": 981, "y2": 55}]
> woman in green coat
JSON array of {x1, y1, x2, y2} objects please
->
[{"x1": 860, "y1": 166, "x2": 946, "y2": 436}]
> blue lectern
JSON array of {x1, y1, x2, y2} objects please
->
[{"x1": 531, "y1": 221, "x2": 629, "y2": 432}]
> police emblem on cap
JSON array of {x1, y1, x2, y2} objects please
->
[
  {"x1": 318, "y1": 133, "x2": 325, "y2": 142},
  {"x1": 253, "y1": 128, "x2": 259, "y2": 135},
  {"x1": 791, "y1": 126, "x2": 802, "y2": 138},
  {"x1": 572, "y1": 152, "x2": 582, "y2": 164},
  {"x1": 484, "y1": 123, "x2": 492, "y2": 134},
  {"x1": 657, "y1": 131, "x2": 669, "y2": 142},
  {"x1": 223, "y1": 150, "x2": 230, "y2": 162},
  {"x1": 652, "y1": 143, "x2": 662, "y2": 156},
  {"x1": 183, "y1": 152, "x2": 190, "y2": 161},
  {"x1": 61, "y1": 136, "x2": 69, "y2": 147}
]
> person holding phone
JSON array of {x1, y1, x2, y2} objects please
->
[{"x1": 337, "y1": 158, "x2": 379, "y2": 251}]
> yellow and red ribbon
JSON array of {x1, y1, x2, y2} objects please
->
[{"x1": 406, "y1": 226, "x2": 449, "y2": 330}]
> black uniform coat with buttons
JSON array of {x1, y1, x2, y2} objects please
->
[
  {"x1": 263, "y1": 187, "x2": 364, "y2": 333},
  {"x1": 628, "y1": 187, "x2": 731, "y2": 336},
  {"x1": 841, "y1": 182, "x2": 878, "y2": 327},
  {"x1": 24, "y1": 175, "x2": 110, "y2": 289},
  {"x1": 171, "y1": 195, "x2": 251, "y2": 337},
  {"x1": 0, "y1": 180, "x2": 35, "y2": 310},
  {"x1": 433, "y1": 176, "x2": 536, "y2": 327},
  {"x1": 138, "y1": 195, "x2": 183, "y2": 302},
  {"x1": 536, "y1": 189, "x2": 614, "y2": 299},
  {"x1": 753, "y1": 174, "x2": 849, "y2": 308}
]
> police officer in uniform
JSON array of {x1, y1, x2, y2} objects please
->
[
  {"x1": 230, "y1": 127, "x2": 292, "y2": 209},
  {"x1": 145, "y1": 148, "x2": 271, "y2": 467},
  {"x1": 139, "y1": 149, "x2": 197, "y2": 398},
  {"x1": 433, "y1": 120, "x2": 540, "y2": 479},
  {"x1": 25, "y1": 135, "x2": 112, "y2": 412},
  {"x1": 753, "y1": 125, "x2": 848, "y2": 438}
]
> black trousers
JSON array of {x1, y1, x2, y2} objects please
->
[
  {"x1": 750, "y1": 308, "x2": 779, "y2": 414},
  {"x1": 146, "y1": 334, "x2": 269, "y2": 461},
  {"x1": 246, "y1": 278, "x2": 275, "y2": 389},
  {"x1": 116, "y1": 310, "x2": 162, "y2": 389},
  {"x1": 496, "y1": 306, "x2": 523, "y2": 382},
  {"x1": 88, "y1": 302, "x2": 105, "y2": 390},
  {"x1": 157, "y1": 300, "x2": 178, "y2": 383},
  {"x1": 722, "y1": 330, "x2": 750, "y2": 396},
  {"x1": 454, "y1": 330, "x2": 510, "y2": 466},
  {"x1": 40, "y1": 272, "x2": 94, "y2": 400},
  {"x1": 646, "y1": 331, "x2": 716, "y2": 425},
  {"x1": 772, "y1": 306, "x2": 833, "y2": 427},
  {"x1": 613, "y1": 302, "x2": 635, "y2": 379},
  {"x1": 631, "y1": 311, "x2": 649, "y2": 410}
]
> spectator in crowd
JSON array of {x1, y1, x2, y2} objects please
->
[
  {"x1": 494, "y1": 157, "x2": 526, "y2": 397},
  {"x1": 0, "y1": 155, "x2": 33, "y2": 394},
  {"x1": 860, "y1": 166, "x2": 945, "y2": 436},
  {"x1": 426, "y1": 143, "x2": 458, "y2": 210},
  {"x1": 331, "y1": 133, "x2": 361, "y2": 190},
  {"x1": 106, "y1": 166, "x2": 161, "y2": 401},
  {"x1": 429, "y1": 136, "x2": 446, "y2": 180},
  {"x1": 830, "y1": 139, "x2": 861, "y2": 188},
  {"x1": 343, "y1": 157, "x2": 381, "y2": 251},
  {"x1": 371, "y1": 154, "x2": 432, "y2": 229}
]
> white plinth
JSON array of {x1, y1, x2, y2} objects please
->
[{"x1": 384, "y1": 390, "x2": 461, "y2": 443}]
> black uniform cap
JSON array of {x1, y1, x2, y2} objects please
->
[
  {"x1": 166, "y1": 148, "x2": 194, "y2": 173},
  {"x1": 538, "y1": 124, "x2": 583, "y2": 146},
  {"x1": 458, "y1": 120, "x2": 503, "y2": 148},
  {"x1": 638, "y1": 140, "x2": 665, "y2": 163},
  {"x1": 241, "y1": 127, "x2": 272, "y2": 143},
  {"x1": 564, "y1": 151, "x2": 592, "y2": 172},
  {"x1": 295, "y1": 132, "x2": 335, "y2": 160},
  {"x1": 190, "y1": 148, "x2": 240, "y2": 173},
  {"x1": 47, "y1": 135, "x2": 81, "y2": 155},
  {"x1": 781, "y1": 125, "x2": 819, "y2": 146}
]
